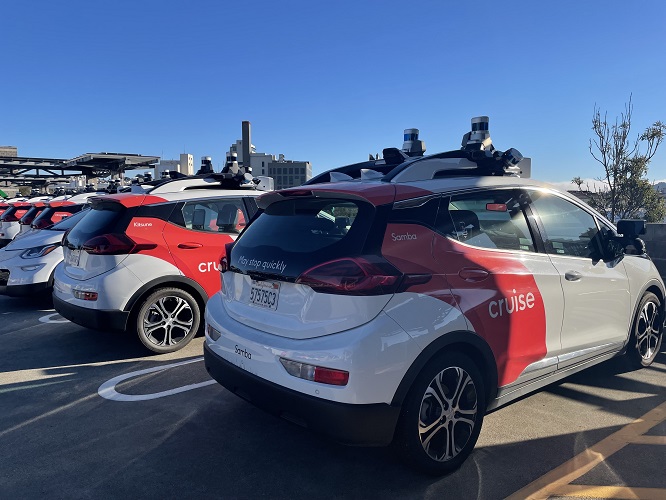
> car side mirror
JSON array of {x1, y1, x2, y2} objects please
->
[
  {"x1": 615, "y1": 220, "x2": 648, "y2": 255},
  {"x1": 616, "y1": 219, "x2": 646, "y2": 238},
  {"x1": 591, "y1": 227, "x2": 625, "y2": 262}
]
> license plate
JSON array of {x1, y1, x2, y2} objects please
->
[
  {"x1": 67, "y1": 249, "x2": 81, "y2": 267},
  {"x1": 248, "y1": 280, "x2": 280, "y2": 310}
]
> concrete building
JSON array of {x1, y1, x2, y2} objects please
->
[
  {"x1": 154, "y1": 154, "x2": 194, "y2": 178},
  {"x1": 179, "y1": 153, "x2": 194, "y2": 176},
  {"x1": 0, "y1": 146, "x2": 18, "y2": 157},
  {"x1": 249, "y1": 152, "x2": 277, "y2": 177},
  {"x1": 227, "y1": 140, "x2": 275, "y2": 176},
  {"x1": 47, "y1": 176, "x2": 87, "y2": 193},
  {"x1": 155, "y1": 159, "x2": 180, "y2": 178},
  {"x1": 229, "y1": 140, "x2": 254, "y2": 167},
  {"x1": 267, "y1": 154, "x2": 312, "y2": 190},
  {"x1": 228, "y1": 141, "x2": 310, "y2": 187}
]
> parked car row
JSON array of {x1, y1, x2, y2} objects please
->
[
  {"x1": 0, "y1": 196, "x2": 31, "y2": 246},
  {"x1": 0, "y1": 193, "x2": 106, "y2": 296},
  {"x1": 3, "y1": 120, "x2": 664, "y2": 475},
  {"x1": 54, "y1": 174, "x2": 265, "y2": 353}
]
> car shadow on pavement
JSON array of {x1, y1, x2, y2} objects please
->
[
  {"x1": 0, "y1": 349, "x2": 664, "y2": 499},
  {"x1": 7, "y1": 387, "x2": 661, "y2": 500},
  {"x1": 543, "y1": 348, "x2": 666, "y2": 421},
  {"x1": 0, "y1": 319, "x2": 153, "y2": 373}
]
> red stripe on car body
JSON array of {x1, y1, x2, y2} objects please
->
[{"x1": 381, "y1": 223, "x2": 547, "y2": 387}]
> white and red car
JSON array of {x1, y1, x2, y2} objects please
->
[
  {"x1": 15, "y1": 197, "x2": 52, "y2": 238},
  {"x1": 203, "y1": 121, "x2": 665, "y2": 474},
  {"x1": 29, "y1": 193, "x2": 102, "y2": 230},
  {"x1": 0, "y1": 197, "x2": 35, "y2": 247},
  {"x1": 0, "y1": 193, "x2": 105, "y2": 297},
  {"x1": 53, "y1": 174, "x2": 271, "y2": 353}
]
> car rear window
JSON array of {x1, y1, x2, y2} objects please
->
[
  {"x1": 33, "y1": 205, "x2": 84, "y2": 228},
  {"x1": 230, "y1": 198, "x2": 374, "y2": 279},
  {"x1": 47, "y1": 208, "x2": 89, "y2": 231},
  {"x1": 19, "y1": 207, "x2": 41, "y2": 224},
  {"x1": 64, "y1": 203, "x2": 131, "y2": 249}
]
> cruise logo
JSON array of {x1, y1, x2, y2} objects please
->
[{"x1": 488, "y1": 289, "x2": 535, "y2": 318}]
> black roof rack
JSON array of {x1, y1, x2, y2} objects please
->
[{"x1": 306, "y1": 117, "x2": 525, "y2": 185}]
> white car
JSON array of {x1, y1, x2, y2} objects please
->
[
  {"x1": 0, "y1": 192, "x2": 105, "y2": 297},
  {"x1": 203, "y1": 119, "x2": 665, "y2": 474},
  {"x1": 0, "y1": 197, "x2": 29, "y2": 247},
  {"x1": 53, "y1": 173, "x2": 273, "y2": 353},
  {"x1": 0, "y1": 196, "x2": 51, "y2": 246},
  {"x1": 0, "y1": 208, "x2": 89, "y2": 297}
]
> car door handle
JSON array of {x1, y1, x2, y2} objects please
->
[
  {"x1": 177, "y1": 242, "x2": 203, "y2": 249},
  {"x1": 458, "y1": 268, "x2": 490, "y2": 282},
  {"x1": 565, "y1": 270, "x2": 583, "y2": 281}
]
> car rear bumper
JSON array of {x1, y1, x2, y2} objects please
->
[
  {"x1": 203, "y1": 342, "x2": 401, "y2": 446},
  {"x1": 53, "y1": 294, "x2": 129, "y2": 331},
  {"x1": 0, "y1": 281, "x2": 51, "y2": 297}
]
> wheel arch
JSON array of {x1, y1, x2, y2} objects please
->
[
  {"x1": 123, "y1": 276, "x2": 209, "y2": 320},
  {"x1": 645, "y1": 282, "x2": 664, "y2": 312},
  {"x1": 630, "y1": 279, "x2": 665, "y2": 335},
  {"x1": 391, "y1": 331, "x2": 498, "y2": 410}
]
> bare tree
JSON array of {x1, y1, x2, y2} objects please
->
[{"x1": 575, "y1": 96, "x2": 666, "y2": 222}]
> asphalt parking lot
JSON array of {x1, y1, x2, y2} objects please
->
[{"x1": 1, "y1": 294, "x2": 665, "y2": 500}]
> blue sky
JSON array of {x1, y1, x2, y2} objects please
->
[{"x1": 2, "y1": 0, "x2": 666, "y2": 185}]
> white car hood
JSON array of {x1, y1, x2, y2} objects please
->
[{"x1": 2, "y1": 229, "x2": 64, "y2": 251}]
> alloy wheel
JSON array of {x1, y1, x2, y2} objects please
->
[
  {"x1": 636, "y1": 300, "x2": 662, "y2": 361},
  {"x1": 418, "y1": 366, "x2": 478, "y2": 462},
  {"x1": 142, "y1": 295, "x2": 194, "y2": 347}
]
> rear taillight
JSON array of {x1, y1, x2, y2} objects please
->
[
  {"x1": 32, "y1": 219, "x2": 52, "y2": 229},
  {"x1": 82, "y1": 233, "x2": 157, "y2": 255},
  {"x1": 2, "y1": 213, "x2": 19, "y2": 222},
  {"x1": 73, "y1": 290, "x2": 98, "y2": 301},
  {"x1": 296, "y1": 257, "x2": 400, "y2": 295},
  {"x1": 279, "y1": 358, "x2": 349, "y2": 386},
  {"x1": 219, "y1": 241, "x2": 235, "y2": 273}
]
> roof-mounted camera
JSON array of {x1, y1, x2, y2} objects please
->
[
  {"x1": 458, "y1": 116, "x2": 524, "y2": 176},
  {"x1": 402, "y1": 128, "x2": 426, "y2": 157}
]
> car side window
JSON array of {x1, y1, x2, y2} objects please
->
[
  {"x1": 178, "y1": 198, "x2": 247, "y2": 234},
  {"x1": 528, "y1": 190, "x2": 600, "y2": 258},
  {"x1": 435, "y1": 190, "x2": 535, "y2": 252}
]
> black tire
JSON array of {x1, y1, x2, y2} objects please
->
[
  {"x1": 394, "y1": 351, "x2": 486, "y2": 475},
  {"x1": 625, "y1": 292, "x2": 663, "y2": 368},
  {"x1": 135, "y1": 287, "x2": 201, "y2": 353}
]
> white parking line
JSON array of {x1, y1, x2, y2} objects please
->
[
  {"x1": 38, "y1": 312, "x2": 70, "y2": 324},
  {"x1": 97, "y1": 357, "x2": 217, "y2": 402}
]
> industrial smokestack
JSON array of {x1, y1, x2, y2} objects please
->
[{"x1": 242, "y1": 121, "x2": 252, "y2": 173}]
